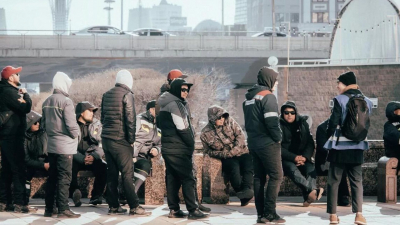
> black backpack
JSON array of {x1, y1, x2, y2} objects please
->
[{"x1": 341, "y1": 94, "x2": 370, "y2": 142}]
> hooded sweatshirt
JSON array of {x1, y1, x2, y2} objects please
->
[
  {"x1": 384, "y1": 101, "x2": 400, "y2": 159},
  {"x1": 158, "y1": 79, "x2": 195, "y2": 155},
  {"x1": 279, "y1": 101, "x2": 314, "y2": 162},
  {"x1": 242, "y1": 66, "x2": 282, "y2": 150},
  {"x1": 24, "y1": 111, "x2": 48, "y2": 169},
  {"x1": 200, "y1": 105, "x2": 249, "y2": 159},
  {"x1": 42, "y1": 72, "x2": 80, "y2": 155}
]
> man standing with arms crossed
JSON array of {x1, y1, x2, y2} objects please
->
[{"x1": 243, "y1": 66, "x2": 285, "y2": 224}]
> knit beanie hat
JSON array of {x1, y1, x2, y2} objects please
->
[
  {"x1": 337, "y1": 71, "x2": 357, "y2": 86},
  {"x1": 115, "y1": 70, "x2": 133, "y2": 89},
  {"x1": 146, "y1": 100, "x2": 156, "y2": 110}
]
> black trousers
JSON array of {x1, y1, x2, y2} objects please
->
[
  {"x1": 0, "y1": 139, "x2": 26, "y2": 206},
  {"x1": 251, "y1": 143, "x2": 283, "y2": 216},
  {"x1": 103, "y1": 138, "x2": 139, "y2": 209},
  {"x1": 282, "y1": 160, "x2": 317, "y2": 200},
  {"x1": 69, "y1": 158, "x2": 107, "y2": 200},
  {"x1": 163, "y1": 153, "x2": 197, "y2": 212},
  {"x1": 327, "y1": 162, "x2": 363, "y2": 214},
  {"x1": 25, "y1": 167, "x2": 48, "y2": 205},
  {"x1": 221, "y1": 153, "x2": 254, "y2": 193},
  {"x1": 45, "y1": 153, "x2": 72, "y2": 212}
]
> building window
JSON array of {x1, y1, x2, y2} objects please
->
[
  {"x1": 313, "y1": 0, "x2": 328, "y2": 2},
  {"x1": 312, "y1": 12, "x2": 329, "y2": 23},
  {"x1": 276, "y1": 13, "x2": 285, "y2": 23},
  {"x1": 290, "y1": 13, "x2": 299, "y2": 23}
]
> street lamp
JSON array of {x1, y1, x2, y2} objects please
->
[
  {"x1": 388, "y1": 15, "x2": 399, "y2": 62},
  {"x1": 280, "y1": 21, "x2": 291, "y2": 66}
]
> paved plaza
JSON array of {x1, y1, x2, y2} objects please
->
[{"x1": 0, "y1": 196, "x2": 399, "y2": 225}]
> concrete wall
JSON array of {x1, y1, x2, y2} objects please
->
[
  {"x1": 234, "y1": 64, "x2": 400, "y2": 140},
  {"x1": 0, "y1": 35, "x2": 330, "y2": 58}
]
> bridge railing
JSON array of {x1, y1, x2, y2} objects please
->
[{"x1": 0, "y1": 35, "x2": 331, "y2": 52}]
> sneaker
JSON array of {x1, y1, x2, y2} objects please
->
[
  {"x1": 129, "y1": 206, "x2": 152, "y2": 216},
  {"x1": 188, "y1": 209, "x2": 208, "y2": 220},
  {"x1": 240, "y1": 197, "x2": 252, "y2": 206},
  {"x1": 72, "y1": 189, "x2": 82, "y2": 207},
  {"x1": 316, "y1": 188, "x2": 324, "y2": 200},
  {"x1": 0, "y1": 203, "x2": 6, "y2": 212},
  {"x1": 256, "y1": 215, "x2": 268, "y2": 223},
  {"x1": 14, "y1": 204, "x2": 28, "y2": 213},
  {"x1": 264, "y1": 213, "x2": 286, "y2": 223},
  {"x1": 57, "y1": 209, "x2": 81, "y2": 218},
  {"x1": 89, "y1": 198, "x2": 103, "y2": 205},
  {"x1": 108, "y1": 207, "x2": 127, "y2": 215},
  {"x1": 237, "y1": 189, "x2": 254, "y2": 199},
  {"x1": 355, "y1": 213, "x2": 367, "y2": 225},
  {"x1": 198, "y1": 203, "x2": 211, "y2": 212},
  {"x1": 168, "y1": 209, "x2": 188, "y2": 218},
  {"x1": 329, "y1": 214, "x2": 340, "y2": 224},
  {"x1": 303, "y1": 189, "x2": 318, "y2": 207}
]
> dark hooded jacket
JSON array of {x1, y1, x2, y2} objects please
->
[
  {"x1": 315, "y1": 119, "x2": 329, "y2": 176},
  {"x1": 24, "y1": 111, "x2": 48, "y2": 169},
  {"x1": 242, "y1": 67, "x2": 282, "y2": 150},
  {"x1": 279, "y1": 101, "x2": 315, "y2": 162},
  {"x1": 158, "y1": 78, "x2": 195, "y2": 155},
  {"x1": 0, "y1": 79, "x2": 32, "y2": 139},
  {"x1": 134, "y1": 111, "x2": 161, "y2": 160},
  {"x1": 383, "y1": 101, "x2": 400, "y2": 159},
  {"x1": 201, "y1": 105, "x2": 249, "y2": 159},
  {"x1": 101, "y1": 83, "x2": 136, "y2": 144}
]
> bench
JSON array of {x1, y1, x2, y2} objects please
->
[{"x1": 377, "y1": 156, "x2": 400, "y2": 203}]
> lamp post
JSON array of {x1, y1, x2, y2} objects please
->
[
  {"x1": 280, "y1": 21, "x2": 291, "y2": 66},
  {"x1": 388, "y1": 15, "x2": 399, "y2": 62}
]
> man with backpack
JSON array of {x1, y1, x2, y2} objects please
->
[{"x1": 324, "y1": 71, "x2": 372, "y2": 225}]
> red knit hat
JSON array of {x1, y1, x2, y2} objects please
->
[
  {"x1": 167, "y1": 69, "x2": 187, "y2": 80},
  {"x1": 1, "y1": 66, "x2": 22, "y2": 80}
]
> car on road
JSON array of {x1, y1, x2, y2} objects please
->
[
  {"x1": 251, "y1": 32, "x2": 287, "y2": 37},
  {"x1": 71, "y1": 26, "x2": 138, "y2": 36},
  {"x1": 132, "y1": 28, "x2": 176, "y2": 36}
]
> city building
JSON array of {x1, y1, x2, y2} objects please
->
[
  {"x1": 234, "y1": 0, "x2": 247, "y2": 25},
  {"x1": 49, "y1": 0, "x2": 71, "y2": 34},
  {"x1": 0, "y1": 8, "x2": 6, "y2": 35}
]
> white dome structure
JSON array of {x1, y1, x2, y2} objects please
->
[{"x1": 330, "y1": 0, "x2": 400, "y2": 64}]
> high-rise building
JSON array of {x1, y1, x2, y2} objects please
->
[
  {"x1": 234, "y1": 0, "x2": 247, "y2": 25},
  {"x1": 128, "y1": 0, "x2": 189, "y2": 31},
  {"x1": 0, "y1": 8, "x2": 6, "y2": 35},
  {"x1": 49, "y1": 0, "x2": 72, "y2": 34}
]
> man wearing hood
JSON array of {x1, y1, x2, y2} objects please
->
[
  {"x1": 324, "y1": 71, "x2": 372, "y2": 225},
  {"x1": 0, "y1": 66, "x2": 32, "y2": 213},
  {"x1": 200, "y1": 105, "x2": 254, "y2": 206},
  {"x1": 42, "y1": 72, "x2": 80, "y2": 218},
  {"x1": 158, "y1": 78, "x2": 207, "y2": 219},
  {"x1": 279, "y1": 101, "x2": 324, "y2": 207},
  {"x1": 242, "y1": 66, "x2": 285, "y2": 224},
  {"x1": 69, "y1": 101, "x2": 107, "y2": 207},
  {"x1": 383, "y1": 101, "x2": 400, "y2": 160},
  {"x1": 101, "y1": 70, "x2": 150, "y2": 216},
  {"x1": 24, "y1": 111, "x2": 49, "y2": 213}
]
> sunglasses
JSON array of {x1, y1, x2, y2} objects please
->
[
  {"x1": 34, "y1": 121, "x2": 39, "y2": 125},
  {"x1": 216, "y1": 116, "x2": 224, "y2": 120},
  {"x1": 181, "y1": 88, "x2": 189, "y2": 93},
  {"x1": 14, "y1": 73, "x2": 19, "y2": 77},
  {"x1": 283, "y1": 111, "x2": 296, "y2": 115}
]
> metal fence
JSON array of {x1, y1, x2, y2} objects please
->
[{"x1": 0, "y1": 35, "x2": 331, "y2": 52}]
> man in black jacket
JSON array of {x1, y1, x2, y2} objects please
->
[
  {"x1": 101, "y1": 70, "x2": 150, "y2": 216},
  {"x1": 242, "y1": 67, "x2": 285, "y2": 224},
  {"x1": 24, "y1": 111, "x2": 48, "y2": 213},
  {"x1": 158, "y1": 78, "x2": 207, "y2": 220},
  {"x1": 384, "y1": 101, "x2": 400, "y2": 160},
  {"x1": 69, "y1": 101, "x2": 107, "y2": 207},
  {"x1": 279, "y1": 101, "x2": 323, "y2": 207},
  {"x1": 0, "y1": 66, "x2": 32, "y2": 213}
]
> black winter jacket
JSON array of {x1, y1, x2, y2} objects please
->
[
  {"x1": 0, "y1": 80, "x2": 32, "y2": 139},
  {"x1": 243, "y1": 84, "x2": 281, "y2": 150},
  {"x1": 280, "y1": 115, "x2": 314, "y2": 162},
  {"x1": 383, "y1": 101, "x2": 400, "y2": 159},
  {"x1": 158, "y1": 80, "x2": 195, "y2": 155},
  {"x1": 24, "y1": 129, "x2": 48, "y2": 169},
  {"x1": 101, "y1": 84, "x2": 136, "y2": 144}
]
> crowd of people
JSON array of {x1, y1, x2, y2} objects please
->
[{"x1": 0, "y1": 64, "x2": 397, "y2": 224}]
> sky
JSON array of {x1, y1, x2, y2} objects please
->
[{"x1": 0, "y1": 0, "x2": 236, "y2": 34}]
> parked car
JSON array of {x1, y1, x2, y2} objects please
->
[
  {"x1": 251, "y1": 32, "x2": 287, "y2": 37},
  {"x1": 132, "y1": 28, "x2": 176, "y2": 36},
  {"x1": 71, "y1": 26, "x2": 138, "y2": 36}
]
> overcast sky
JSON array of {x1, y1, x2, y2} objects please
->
[{"x1": 0, "y1": 0, "x2": 235, "y2": 33}]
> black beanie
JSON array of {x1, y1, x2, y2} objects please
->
[
  {"x1": 337, "y1": 71, "x2": 357, "y2": 86},
  {"x1": 146, "y1": 100, "x2": 156, "y2": 110}
]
